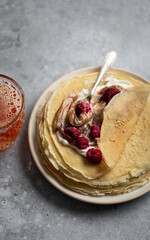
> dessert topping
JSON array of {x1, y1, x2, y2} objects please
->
[
  {"x1": 64, "y1": 127, "x2": 81, "y2": 141},
  {"x1": 90, "y1": 125, "x2": 101, "y2": 139},
  {"x1": 76, "y1": 137, "x2": 89, "y2": 149},
  {"x1": 85, "y1": 103, "x2": 91, "y2": 113},
  {"x1": 100, "y1": 87, "x2": 121, "y2": 103},
  {"x1": 86, "y1": 148, "x2": 102, "y2": 164},
  {"x1": 68, "y1": 98, "x2": 93, "y2": 127},
  {"x1": 76, "y1": 102, "x2": 85, "y2": 116},
  {"x1": 53, "y1": 79, "x2": 131, "y2": 164}
]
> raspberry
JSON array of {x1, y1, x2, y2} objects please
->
[
  {"x1": 76, "y1": 137, "x2": 89, "y2": 149},
  {"x1": 76, "y1": 102, "x2": 85, "y2": 116},
  {"x1": 64, "y1": 127, "x2": 81, "y2": 141},
  {"x1": 101, "y1": 88, "x2": 120, "y2": 103},
  {"x1": 86, "y1": 148, "x2": 102, "y2": 164},
  {"x1": 76, "y1": 102, "x2": 91, "y2": 116},
  {"x1": 85, "y1": 103, "x2": 91, "y2": 113},
  {"x1": 90, "y1": 125, "x2": 100, "y2": 139}
]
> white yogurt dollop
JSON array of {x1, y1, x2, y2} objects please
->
[
  {"x1": 79, "y1": 77, "x2": 133, "y2": 101},
  {"x1": 96, "y1": 76, "x2": 133, "y2": 93},
  {"x1": 56, "y1": 131, "x2": 93, "y2": 157}
]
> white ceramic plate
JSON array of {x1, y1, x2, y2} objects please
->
[{"x1": 28, "y1": 67, "x2": 150, "y2": 204}]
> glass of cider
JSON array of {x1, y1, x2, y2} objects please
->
[{"x1": 0, "y1": 74, "x2": 25, "y2": 151}]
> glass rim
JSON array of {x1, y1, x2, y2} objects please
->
[{"x1": 0, "y1": 74, "x2": 25, "y2": 131}]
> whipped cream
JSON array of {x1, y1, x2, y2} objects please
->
[
  {"x1": 96, "y1": 76, "x2": 133, "y2": 93},
  {"x1": 57, "y1": 131, "x2": 94, "y2": 157},
  {"x1": 78, "y1": 77, "x2": 133, "y2": 103}
]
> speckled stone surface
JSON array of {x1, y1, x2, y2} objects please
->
[{"x1": 0, "y1": 0, "x2": 150, "y2": 239}]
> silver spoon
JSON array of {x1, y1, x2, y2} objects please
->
[{"x1": 87, "y1": 51, "x2": 117, "y2": 102}]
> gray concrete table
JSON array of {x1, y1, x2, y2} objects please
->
[{"x1": 0, "y1": 0, "x2": 150, "y2": 239}]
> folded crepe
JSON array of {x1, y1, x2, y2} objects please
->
[
  {"x1": 99, "y1": 86, "x2": 150, "y2": 169},
  {"x1": 37, "y1": 71, "x2": 150, "y2": 196}
]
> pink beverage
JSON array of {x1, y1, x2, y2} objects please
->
[{"x1": 0, "y1": 75, "x2": 25, "y2": 151}]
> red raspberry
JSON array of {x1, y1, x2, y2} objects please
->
[
  {"x1": 76, "y1": 102, "x2": 85, "y2": 116},
  {"x1": 85, "y1": 103, "x2": 91, "y2": 113},
  {"x1": 101, "y1": 88, "x2": 120, "y2": 103},
  {"x1": 76, "y1": 102, "x2": 91, "y2": 116},
  {"x1": 90, "y1": 125, "x2": 100, "y2": 139},
  {"x1": 86, "y1": 148, "x2": 102, "y2": 164},
  {"x1": 64, "y1": 127, "x2": 81, "y2": 141},
  {"x1": 76, "y1": 137, "x2": 89, "y2": 149}
]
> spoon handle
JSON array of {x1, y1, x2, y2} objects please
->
[{"x1": 90, "y1": 51, "x2": 117, "y2": 99}]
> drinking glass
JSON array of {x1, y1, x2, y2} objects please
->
[{"x1": 0, "y1": 74, "x2": 25, "y2": 151}]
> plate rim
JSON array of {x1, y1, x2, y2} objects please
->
[{"x1": 28, "y1": 66, "x2": 150, "y2": 204}]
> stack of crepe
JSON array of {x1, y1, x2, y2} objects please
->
[{"x1": 37, "y1": 72, "x2": 150, "y2": 196}]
